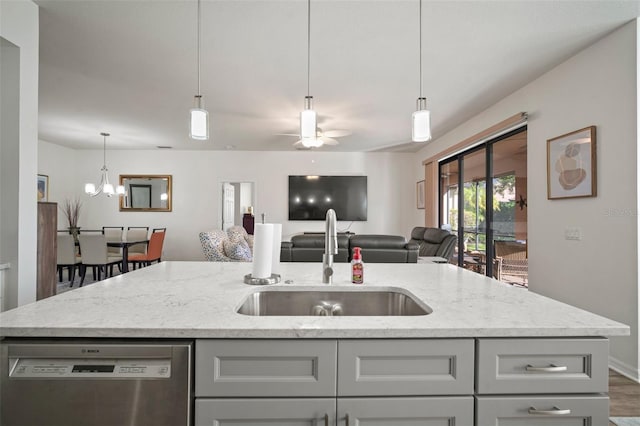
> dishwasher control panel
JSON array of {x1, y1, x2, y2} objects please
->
[{"x1": 9, "y1": 358, "x2": 171, "y2": 378}]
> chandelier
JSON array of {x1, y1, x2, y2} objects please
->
[{"x1": 84, "y1": 132, "x2": 124, "y2": 197}]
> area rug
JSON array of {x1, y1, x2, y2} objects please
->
[{"x1": 611, "y1": 418, "x2": 640, "y2": 426}]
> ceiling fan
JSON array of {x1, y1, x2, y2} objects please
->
[{"x1": 279, "y1": 128, "x2": 352, "y2": 150}]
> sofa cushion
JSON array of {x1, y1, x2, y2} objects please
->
[
  {"x1": 410, "y1": 226, "x2": 427, "y2": 241},
  {"x1": 349, "y1": 235, "x2": 407, "y2": 250},
  {"x1": 291, "y1": 234, "x2": 350, "y2": 249},
  {"x1": 423, "y1": 228, "x2": 451, "y2": 244},
  {"x1": 410, "y1": 227, "x2": 457, "y2": 258}
]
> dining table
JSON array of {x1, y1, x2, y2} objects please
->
[{"x1": 107, "y1": 239, "x2": 149, "y2": 273}]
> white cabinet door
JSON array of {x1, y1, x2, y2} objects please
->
[
  {"x1": 336, "y1": 396, "x2": 474, "y2": 426},
  {"x1": 195, "y1": 398, "x2": 335, "y2": 426}
]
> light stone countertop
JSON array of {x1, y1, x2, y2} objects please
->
[{"x1": 0, "y1": 261, "x2": 630, "y2": 339}]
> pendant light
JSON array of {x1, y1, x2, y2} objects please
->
[
  {"x1": 300, "y1": 0, "x2": 318, "y2": 147},
  {"x1": 189, "y1": 0, "x2": 209, "y2": 140},
  {"x1": 84, "y1": 132, "x2": 125, "y2": 197},
  {"x1": 412, "y1": 0, "x2": 432, "y2": 142}
]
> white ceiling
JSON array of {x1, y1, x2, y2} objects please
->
[{"x1": 35, "y1": 0, "x2": 639, "y2": 152}]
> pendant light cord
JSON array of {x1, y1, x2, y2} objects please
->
[
  {"x1": 197, "y1": 0, "x2": 202, "y2": 97},
  {"x1": 419, "y1": 0, "x2": 423, "y2": 98},
  {"x1": 307, "y1": 0, "x2": 311, "y2": 97},
  {"x1": 102, "y1": 133, "x2": 107, "y2": 168}
]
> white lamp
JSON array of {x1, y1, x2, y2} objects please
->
[
  {"x1": 300, "y1": 96, "x2": 316, "y2": 140},
  {"x1": 300, "y1": 0, "x2": 320, "y2": 146},
  {"x1": 412, "y1": 98, "x2": 432, "y2": 142},
  {"x1": 412, "y1": 0, "x2": 432, "y2": 143},
  {"x1": 190, "y1": 96, "x2": 209, "y2": 140},
  {"x1": 189, "y1": 0, "x2": 209, "y2": 140}
]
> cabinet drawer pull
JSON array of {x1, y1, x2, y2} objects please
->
[
  {"x1": 528, "y1": 406, "x2": 572, "y2": 416},
  {"x1": 525, "y1": 364, "x2": 568, "y2": 373}
]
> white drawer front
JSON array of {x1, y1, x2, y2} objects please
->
[
  {"x1": 338, "y1": 339, "x2": 474, "y2": 396},
  {"x1": 195, "y1": 398, "x2": 335, "y2": 426},
  {"x1": 195, "y1": 339, "x2": 337, "y2": 397},
  {"x1": 476, "y1": 395, "x2": 609, "y2": 425},
  {"x1": 476, "y1": 338, "x2": 608, "y2": 394},
  {"x1": 337, "y1": 396, "x2": 474, "y2": 425}
]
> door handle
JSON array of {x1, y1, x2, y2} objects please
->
[
  {"x1": 528, "y1": 406, "x2": 571, "y2": 416},
  {"x1": 525, "y1": 364, "x2": 568, "y2": 373}
]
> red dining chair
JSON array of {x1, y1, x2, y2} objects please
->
[{"x1": 129, "y1": 230, "x2": 165, "y2": 269}]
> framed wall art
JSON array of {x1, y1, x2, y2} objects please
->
[
  {"x1": 547, "y1": 126, "x2": 596, "y2": 200},
  {"x1": 37, "y1": 174, "x2": 49, "y2": 202},
  {"x1": 417, "y1": 180, "x2": 425, "y2": 209}
]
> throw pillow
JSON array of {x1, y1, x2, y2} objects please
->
[{"x1": 223, "y1": 238, "x2": 252, "y2": 262}]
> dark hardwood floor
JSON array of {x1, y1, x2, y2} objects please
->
[{"x1": 609, "y1": 369, "x2": 640, "y2": 425}]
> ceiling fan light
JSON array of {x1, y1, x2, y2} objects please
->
[{"x1": 190, "y1": 107, "x2": 209, "y2": 140}]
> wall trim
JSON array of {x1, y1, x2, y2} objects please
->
[{"x1": 610, "y1": 355, "x2": 640, "y2": 383}]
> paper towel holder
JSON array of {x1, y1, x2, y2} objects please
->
[{"x1": 244, "y1": 273, "x2": 281, "y2": 285}]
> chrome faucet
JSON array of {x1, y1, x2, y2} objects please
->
[{"x1": 322, "y1": 209, "x2": 338, "y2": 284}]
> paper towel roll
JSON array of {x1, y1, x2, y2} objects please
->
[
  {"x1": 252, "y1": 223, "x2": 273, "y2": 278},
  {"x1": 270, "y1": 223, "x2": 282, "y2": 275}
]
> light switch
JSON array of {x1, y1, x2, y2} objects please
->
[{"x1": 565, "y1": 227, "x2": 582, "y2": 241}]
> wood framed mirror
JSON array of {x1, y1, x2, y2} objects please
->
[{"x1": 119, "y1": 175, "x2": 172, "y2": 212}]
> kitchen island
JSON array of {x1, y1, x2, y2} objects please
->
[{"x1": 0, "y1": 261, "x2": 630, "y2": 425}]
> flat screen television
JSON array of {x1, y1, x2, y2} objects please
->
[{"x1": 289, "y1": 175, "x2": 368, "y2": 221}]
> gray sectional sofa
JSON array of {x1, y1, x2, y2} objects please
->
[{"x1": 280, "y1": 233, "x2": 419, "y2": 263}]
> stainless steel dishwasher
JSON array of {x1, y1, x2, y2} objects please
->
[{"x1": 0, "y1": 339, "x2": 193, "y2": 426}]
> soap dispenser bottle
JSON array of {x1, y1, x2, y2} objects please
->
[{"x1": 351, "y1": 247, "x2": 364, "y2": 284}]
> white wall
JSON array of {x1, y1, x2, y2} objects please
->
[
  {"x1": 414, "y1": 21, "x2": 639, "y2": 380},
  {"x1": 39, "y1": 148, "x2": 415, "y2": 262},
  {"x1": 0, "y1": 0, "x2": 39, "y2": 310},
  {"x1": 38, "y1": 141, "x2": 78, "y2": 229}
]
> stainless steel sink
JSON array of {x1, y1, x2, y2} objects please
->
[{"x1": 236, "y1": 287, "x2": 432, "y2": 316}]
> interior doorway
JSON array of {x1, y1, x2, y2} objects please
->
[
  {"x1": 220, "y1": 182, "x2": 255, "y2": 231},
  {"x1": 439, "y1": 127, "x2": 528, "y2": 286}
]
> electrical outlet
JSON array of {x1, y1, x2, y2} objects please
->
[{"x1": 565, "y1": 227, "x2": 582, "y2": 241}]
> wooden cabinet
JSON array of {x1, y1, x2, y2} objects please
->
[
  {"x1": 37, "y1": 202, "x2": 57, "y2": 300},
  {"x1": 476, "y1": 338, "x2": 609, "y2": 425},
  {"x1": 194, "y1": 337, "x2": 609, "y2": 425}
]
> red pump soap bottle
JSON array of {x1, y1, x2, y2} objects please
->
[{"x1": 351, "y1": 247, "x2": 364, "y2": 284}]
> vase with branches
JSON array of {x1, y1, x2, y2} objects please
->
[{"x1": 61, "y1": 198, "x2": 82, "y2": 243}]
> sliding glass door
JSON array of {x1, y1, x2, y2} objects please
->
[{"x1": 439, "y1": 127, "x2": 528, "y2": 286}]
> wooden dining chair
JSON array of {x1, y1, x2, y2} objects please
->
[
  {"x1": 128, "y1": 230, "x2": 165, "y2": 269},
  {"x1": 78, "y1": 234, "x2": 123, "y2": 286}
]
